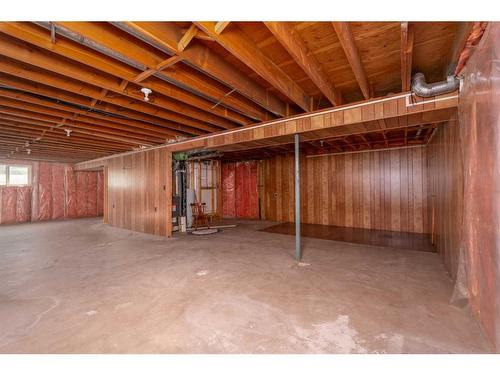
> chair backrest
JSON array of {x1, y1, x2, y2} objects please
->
[{"x1": 190, "y1": 202, "x2": 206, "y2": 216}]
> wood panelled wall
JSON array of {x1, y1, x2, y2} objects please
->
[
  {"x1": 427, "y1": 121, "x2": 463, "y2": 279},
  {"x1": 261, "y1": 147, "x2": 429, "y2": 234},
  {"x1": 107, "y1": 148, "x2": 172, "y2": 237}
]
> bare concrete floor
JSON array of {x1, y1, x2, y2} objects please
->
[{"x1": 0, "y1": 218, "x2": 491, "y2": 353}]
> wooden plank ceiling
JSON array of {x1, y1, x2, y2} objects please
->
[{"x1": 0, "y1": 21, "x2": 465, "y2": 162}]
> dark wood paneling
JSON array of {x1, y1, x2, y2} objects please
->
[
  {"x1": 107, "y1": 148, "x2": 172, "y2": 237},
  {"x1": 427, "y1": 121, "x2": 463, "y2": 279},
  {"x1": 261, "y1": 146, "x2": 429, "y2": 234}
]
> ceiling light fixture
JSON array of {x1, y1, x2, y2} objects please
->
[{"x1": 140, "y1": 87, "x2": 152, "y2": 102}]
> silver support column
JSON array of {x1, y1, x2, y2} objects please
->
[{"x1": 294, "y1": 133, "x2": 301, "y2": 261}]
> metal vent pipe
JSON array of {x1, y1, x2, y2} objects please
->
[{"x1": 411, "y1": 72, "x2": 460, "y2": 98}]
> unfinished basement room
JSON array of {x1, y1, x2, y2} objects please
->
[{"x1": 0, "y1": 12, "x2": 499, "y2": 361}]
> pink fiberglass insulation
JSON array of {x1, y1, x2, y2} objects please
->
[
  {"x1": 51, "y1": 164, "x2": 66, "y2": 220},
  {"x1": 37, "y1": 162, "x2": 53, "y2": 221},
  {"x1": 234, "y1": 161, "x2": 259, "y2": 219},
  {"x1": 1, "y1": 187, "x2": 17, "y2": 224},
  {"x1": 87, "y1": 172, "x2": 98, "y2": 217},
  {"x1": 16, "y1": 187, "x2": 31, "y2": 223},
  {"x1": 234, "y1": 162, "x2": 246, "y2": 218},
  {"x1": 1, "y1": 160, "x2": 103, "y2": 226},
  {"x1": 76, "y1": 172, "x2": 88, "y2": 217},
  {"x1": 458, "y1": 22, "x2": 500, "y2": 351},
  {"x1": 222, "y1": 162, "x2": 236, "y2": 218},
  {"x1": 64, "y1": 165, "x2": 78, "y2": 218},
  {"x1": 97, "y1": 171, "x2": 104, "y2": 216},
  {"x1": 30, "y1": 161, "x2": 39, "y2": 221}
]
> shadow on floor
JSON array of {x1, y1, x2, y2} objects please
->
[{"x1": 260, "y1": 222, "x2": 435, "y2": 252}]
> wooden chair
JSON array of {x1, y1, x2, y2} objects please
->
[{"x1": 190, "y1": 202, "x2": 210, "y2": 230}]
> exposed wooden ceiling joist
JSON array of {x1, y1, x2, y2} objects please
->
[
  {"x1": 0, "y1": 124, "x2": 129, "y2": 153},
  {"x1": 214, "y1": 22, "x2": 231, "y2": 35},
  {"x1": 0, "y1": 123, "x2": 128, "y2": 149},
  {"x1": 0, "y1": 108, "x2": 157, "y2": 146},
  {"x1": 132, "y1": 55, "x2": 183, "y2": 84},
  {"x1": 50, "y1": 21, "x2": 261, "y2": 125},
  {"x1": 400, "y1": 22, "x2": 414, "y2": 92},
  {"x1": 116, "y1": 22, "x2": 288, "y2": 118},
  {"x1": 0, "y1": 57, "x2": 213, "y2": 135},
  {"x1": 0, "y1": 72, "x2": 196, "y2": 139},
  {"x1": 177, "y1": 24, "x2": 198, "y2": 52},
  {"x1": 220, "y1": 123, "x2": 438, "y2": 160},
  {"x1": 0, "y1": 22, "x2": 244, "y2": 129},
  {"x1": 26, "y1": 21, "x2": 273, "y2": 123},
  {"x1": 332, "y1": 22, "x2": 370, "y2": 99},
  {"x1": 264, "y1": 22, "x2": 342, "y2": 107},
  {"x1": 0, "y1": 90, "x2": 180, "y2": 139},
  {"x1": 195, "y1": 21, "x2": 313, "y2": 112},
  {"x1": 0, "y1": 21, "x2": 469, "y2": 163}
]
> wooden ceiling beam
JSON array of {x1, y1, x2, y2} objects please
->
[
  {"x1": 132, "y1": 55, "x2": 183, "y2": 83},
  {"x1": 47, "y1": 22, "x2": 255, "y2": 125},
  {"x1": 0, "y1": 150, "x2": 105, "y2": 163},
  {"x1": 195, "y1": 21, "x2": 313, "y2": 112},
  {"x1": 0, "y1": 97, "x2": 172, "y2": 142},
  {"x1": 0, "y1": 57, "x2": 212, "y2": 135},
  {"x1": 0, "y1": 24, "x2": 241, "y2": 129},
  {"x1": 0, "y1": 127, "x2": 129, "y2": 153},
  {"x1": 332, "y1": 22, "x2": 370, "y2": 99},
  {"x1": 180, "y1": 28, "x2": 214, "y2": 41},
  {"x1": 0, "y1": 134, "x2": 114, "y2": 152},
  {"x1": 400, "y1": 22, "x2": 414, "y2": 92},
  {"x1": 0, "y1": 109, "x2": 158, "y2": 146},
  {"x1": 214, "y1": 22, "x2": 231, "y2": 34},
  {"x1": 0, "y1": 71, "x2": 194, "y2": 137},
  {"x1": 0, "y1": 132, "x2": 129, "y2": 153},
  {"x1": 0, "y1": 87, "x2": 181, "y2": 139},
  {"x1": 2, "y1": 118, "x2": 133, "y2": 145},
  {"x1": 89, "y1": 88, "x2": 108, "y2": 108},
  {"x1": 0, "y1": 145, "x2": 109, "y2": 157},
  {"x1": 0, "y1": 144, "x2": 111, "y2": 160},
  {"x1": 0, "y1": 131, "x2": 128, "y2": 155},
  {"x1": 213, "y1": 117, "x2": 448, "y2": 155},
  {"x1": 178, "y1": 24, "x2": 198, "y2": 52},
  {"x1": 119, "y1": 22, "x2": 288, "y2": 117},
  {"x1": 264, "y1": 22, "x2": 342, "y2": 106}
]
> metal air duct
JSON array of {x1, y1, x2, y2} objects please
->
[{"x1": 411, "y1": 72, "x2": 459, "y2": 98}]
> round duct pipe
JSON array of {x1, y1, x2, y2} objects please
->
[{"x1": 411, "y1": 72, "x2": 460, "y2": 98}]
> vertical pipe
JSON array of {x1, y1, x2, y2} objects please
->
[{"x1": 295, "y1": 133, "x2": 301, "y2": 261}]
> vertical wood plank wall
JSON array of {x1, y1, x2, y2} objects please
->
[
  {"x1": 107, "y1": 148, "x2": 172, "y2": 237},
  {"x1": 427, "y1": 121, "x2": 463, "y2": 279},
  {"x1": 261, "y1": 147, "x2": 429, "y2": 234}
]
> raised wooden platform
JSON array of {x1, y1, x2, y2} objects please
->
[{"x1": 260, "y1": 222, "x2": 435, "y2": 252}]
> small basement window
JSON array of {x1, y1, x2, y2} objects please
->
[{"x1": 0, "y1": 164, "x2": 31, "y2": 186}]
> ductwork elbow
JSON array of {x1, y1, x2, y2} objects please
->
[{"x1": 411, "y1": 72, "x2": 460, "y2": 97}]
